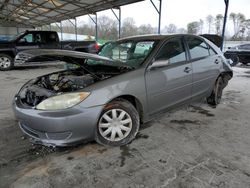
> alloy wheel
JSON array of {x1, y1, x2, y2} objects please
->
[{"x1": 0, "y1": 57, "x2": 11, "y2": 69}]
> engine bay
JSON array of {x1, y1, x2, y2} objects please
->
[{"x1": 18, "y1": 65, "x2": 127, "y2": 107}]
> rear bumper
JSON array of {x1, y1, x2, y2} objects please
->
[{"x1": 13, "y1": 98, "x2": 104, "y2": 146}]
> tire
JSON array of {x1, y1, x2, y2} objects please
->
[
  {"x1": 230, "y1": 55, "x2": 239, "y2": 66},
  {"x1": 0, "y1": 54, "x2": 14, "y2": 71},
  {"x1": 207, "y1": 76, "x2": 224, "y2": 106},
  {"x1": 95, "y1": 99, "x2": 140, "y2": 146}
]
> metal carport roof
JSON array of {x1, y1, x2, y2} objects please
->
[
  {"x1": 0, "y1": 0, "x2": 144, "y2": 27},
  {"x1": 0, "y1": 0, "x2": 230, "y2": 50}
]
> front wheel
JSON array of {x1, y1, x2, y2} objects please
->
[
  {"x1": 207, "y1": 76, "x2": 224, "y2": 106},
  {"x1": 95, "y1": 99, "x2": 140, "y2": 146},
  {"x1": 0, "y1": 54, "x2": 14, "y2": 71}
]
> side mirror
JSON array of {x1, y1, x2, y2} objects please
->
[
  {"x1": 149, "y1": 59, "x2": 169, "y2": 69},
  {"x1": 18, "y1": 38, "x2": 27, "y2": 43}
]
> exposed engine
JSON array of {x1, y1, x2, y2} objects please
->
[
  {"x1": 19, "y1": 69, "x2": 107, "y2": 107},
  {"x1": 18, "y1": 63, "x2": 131, "y2": 107},
  {"x1": 36, "y1": 71, "x2": 95, "y2": 92}
]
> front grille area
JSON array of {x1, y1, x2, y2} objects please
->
[
  {"x1": 20, "y1": 123, "x2": 41, "y2": 139},
  {"x1": 15, "y1": 53, "x2": 31, "y2": 64},
  {"x1": 45, "y1": 132, "x2": 72, "y2": 140},
  {"x1": 20, "y1": 123, "x2": 72, "y2": 141}
]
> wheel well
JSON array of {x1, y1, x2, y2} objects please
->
[
  {"x1": 0, "y1": 51, "x2": 15, "y2": 59},
  {"x1": 113, "y1": 95, "x2": 144, "y2": 123},
  {"x1": 219, "y1": 71, "x2": 233, "y2": 88},
  {"x1": 220, "y1": 71, "x2": 233, "y2": 80}
]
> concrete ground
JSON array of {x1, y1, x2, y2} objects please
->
[{"x1": 1, "y1": 64, "x2": 250, "y2": 188}]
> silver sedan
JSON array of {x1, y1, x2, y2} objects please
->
[{"x1": 13, "y1": 34, "x2": 233, "y2": 147}]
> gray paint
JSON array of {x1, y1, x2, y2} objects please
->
[{"x1": 13, "y1": 34, "x2": 233, "y2": 146}]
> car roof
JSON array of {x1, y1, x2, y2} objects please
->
[{"x1": 117, "y1": 34, "x2": 207, "y2": 42}]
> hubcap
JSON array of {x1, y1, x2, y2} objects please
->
[
  {"x1": 98, "y1": 109, "x2": 132, "y2": 142},
  {"x1": 0, "y1": 57, "x2": 11, "y2": 68}
]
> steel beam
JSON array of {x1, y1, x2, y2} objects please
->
[
  {"x1": 60, "y1": 21, "x2": 63, "y2": 41},
  {"x1": 150, "y1": 0, "x2": 162, "y2": 34},
  {"x1": 111, "y1": 7, "x2": 121, "y2": 38},
  {"x1": 67, "y1": 18, "x2": 78, "y2": 41},
  {"x1": 88, "y1": 13, "x2": 98, "y2": 41},
  {"x1": 221, "y1": 0, "x2": 229, "y2": 51},
  {"x1": 75, "y1": 18, "x2": 78, "y2": 41}
]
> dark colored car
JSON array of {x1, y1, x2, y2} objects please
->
[
  {"x1": 224, "y1": 43, "x2": 250, "y2": 66},
  {"x1": 13, "y1": 34, "x2": 233, "y2": 147},
  {"x1": 0, "y1": 30, "x2": 99, "y2": 71}
]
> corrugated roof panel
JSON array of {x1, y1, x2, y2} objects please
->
[{"x1": 0, "y1": 0, "x2": 144, "y2": 27}]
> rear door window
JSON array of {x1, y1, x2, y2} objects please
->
[{"x1": 186, "y1": 37, "x2": 210, "y2": 59}]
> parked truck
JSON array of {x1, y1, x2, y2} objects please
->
[{"x1": 0, "y1": 30, "x2": 100, "y2": 71}]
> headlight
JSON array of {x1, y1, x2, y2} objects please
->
[{"x1": 36, "y1": 92, "x2": 90, "y2": 110}]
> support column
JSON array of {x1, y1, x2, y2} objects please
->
[
  {"x1": 75, "y1": 18, "x2": 78, "y2": 41},
  {"x1": 60, "y1": 21, "x2": 63, "y2": 41},
  {"x1": 150, "y1": 0, "x2": 162, "y2": 34},
  {"x1": 111, "y1": 7, "x2": 121, "y2": 38},
  {"x1": 221, "y1": 0, "x2": 229, "y2": 51},
  {"x1": 68, "y1": 18, "x2": 78, "y2": 41},
  {"x1": 88, "y1": 13, "x2": 98, "y2": 41}
]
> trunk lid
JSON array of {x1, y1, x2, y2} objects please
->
[{"x1": 200, "y1": 34, "x2": 222, "y2": 48}]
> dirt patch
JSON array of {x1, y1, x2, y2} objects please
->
[
  {"x1": 170, "y1": 120, "x2": 201, "y2": 125},
  {"x1": 189, "y1": 106, "x2": 215, "y2": 117},
  {"x1": 135, "y1": 132, "x2": 149, "y2": 140},
  {"x1": 119, "y1": 146, "x2": 137, "y2": 167}
]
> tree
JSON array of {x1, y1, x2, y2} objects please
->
[
  {"x1": 121, "y1": 17, "x2": 138, "y2": 37},
  {"x1": 230, "y1": 12, "x2": 237, "y2": 35},
  {"x1": 230, "y1": 12, "x2": 246, "y2": 39},
  {"x1": 187, "y1": 21, "x2": 200, "y2": 34},
  {"x1": 215, "y1": 14, "x2": 223, "y2": 35},
  {"x1": 98, "y1": 16, "x2": 118, "y2": 40},
  {"x1": 199, "y1": 19, "x2": 204, "y2": 34},
  {"x1": 177, "y1": 28, "x2": 187, "y2": 34},
  {"x1": 137, "y1": 24, "x2": 154, "y2": 35},
  {"x1": 165, "y1": 23, "x2": 177, "y2": 34},
  {"x1": 206, "y1": 15, "x2": 214, "y2": 34}
]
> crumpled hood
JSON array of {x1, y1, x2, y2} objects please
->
[{"x1": 15, "y1": 49, "x2": 131, "y2": 68}]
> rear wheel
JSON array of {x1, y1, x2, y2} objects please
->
[
  {"x1": 0, "y1": 54, "x2": 14, "y2": 71},
  {"x1": 207, "y1": 76, "x2": 224, "y2": 106},
  {"x1": 95, "y1": 99, "x2": 140, "y2": 146}
]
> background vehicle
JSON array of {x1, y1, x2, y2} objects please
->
[
  {"x1": 224, "y1": 43, "x2": 250, "y2": 66},
  {"x1": 0, "y1": 30, "x2": 99, "y2": 71},
  {"x1": 13, "y1": 34, "x2": 233, "y2": 147}
]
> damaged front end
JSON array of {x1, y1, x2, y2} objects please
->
[{"x1": 16, "y1": 49, "x2": 132, "y2": 108}]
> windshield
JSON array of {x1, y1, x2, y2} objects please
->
[
  {"x1": 86, "y1": 40, "x2": 156, "y2": 68},
  {"x1": 6, "y1": 32, "x2": 25, "y2": 41}
]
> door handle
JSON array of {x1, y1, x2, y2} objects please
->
[
  {"x1": 184, "y1": 67, "x2": 191, "y2": 73},
  {"x1": 214, "y1": 59, "x2": 219, "y2": 64}
]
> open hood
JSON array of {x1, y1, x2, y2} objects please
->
[
  {"x1": 15, "y1": 49, "x2": 115, "y2": 66},
  {"x1": 200, "y1": 34, "x2": 222, "y2": 48}
]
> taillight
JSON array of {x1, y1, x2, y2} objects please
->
[{"x1": 94, "y1": 43, "x2": 100, "y2": 51}]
